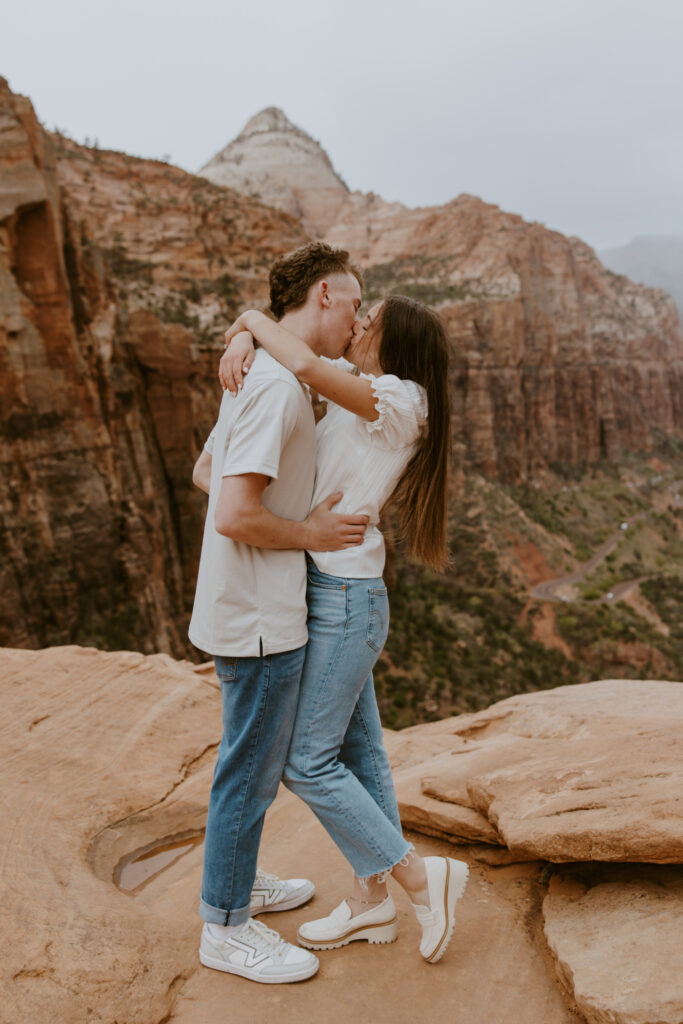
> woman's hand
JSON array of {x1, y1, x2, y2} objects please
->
[{"x1": 219, "y1": 330, "x2": 256, "y2": 394}]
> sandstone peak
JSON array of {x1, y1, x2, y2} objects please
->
[
  {"x1": 237, "y1": 106, "x2": 304, "y2": 139},
  {"x1": 199, "y1": 107, "x2": 349, "y2": 235}
]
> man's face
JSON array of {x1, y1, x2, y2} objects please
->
[{"x1": 319, "y1": 273, "x2": 362, "y2": 358}]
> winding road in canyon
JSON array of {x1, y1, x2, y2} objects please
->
[{"x1": 530, "y1": 478, "x2": 683, "y2": 604}]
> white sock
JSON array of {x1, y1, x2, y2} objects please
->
[{"x1": 207, "y1": 919, "x2": 250, "y2": 940}]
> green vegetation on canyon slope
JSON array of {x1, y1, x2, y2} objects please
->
[{"x1": 374, "y1": 442, "x2": 683, "y2": 727}]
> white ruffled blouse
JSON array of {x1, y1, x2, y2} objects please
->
[{"x1": 309, "y1": 372, "x2": 428, "y2": 578}]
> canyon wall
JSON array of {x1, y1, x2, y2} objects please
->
[
  {"x1": 2, "y1": 83, "x2": 682, "y2": 655},
  {"x1": 332, "y1": 195, "x2": 683, "y2": 479},
  {"x1": 0, "y1": 79, "x2": 305, "y2": 654},
  {"x1": 200, "y1": 108, "x2": 683, "y2": 481}
]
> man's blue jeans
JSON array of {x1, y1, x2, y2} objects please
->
[
  {"x1": 282, "y1": 558, "x2": 411, "y2": 877},
  {"x1": 200, "y1": 645, "x2": 306, "y2": 925}
]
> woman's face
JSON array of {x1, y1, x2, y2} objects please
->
[{"x1": 344, "y1": 301, "x2": 384, "y2": 373}]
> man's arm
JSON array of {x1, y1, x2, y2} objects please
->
[
  {"x1": 192, "y1": 448, "x2": 212, "y2": 494},
  {"x1": 215, "y1": 474, "x2": 368, "y2": 551}
]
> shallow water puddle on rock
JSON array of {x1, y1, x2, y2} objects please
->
[{"x1": 117, "y1": 834, "x2": 204, "y2": 893}]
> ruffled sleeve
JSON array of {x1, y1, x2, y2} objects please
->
[
  {"x1": 363, "y1": 373, "x2": 428, "y2": 449},
  {"x1": 322, "y1": 355, "x2": 356, "y2": 373}
]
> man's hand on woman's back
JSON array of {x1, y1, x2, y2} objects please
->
[{"x1": 304, "y1": 492, "x2": 368, "y2": 551}]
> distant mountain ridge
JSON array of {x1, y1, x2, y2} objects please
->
[{"x1": 600, "y1": 235, "x2": 683, "y2": 320}]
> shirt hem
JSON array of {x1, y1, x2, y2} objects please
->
[
  {"x1": 188, "y1": 628, "x2": 308, "y2": 659},
  {"x1": 307, "y1": 558, "x2": 386, "y2": 579}
]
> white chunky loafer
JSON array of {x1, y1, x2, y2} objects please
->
[
  {"x1": 297, "y1": 894, "x2": 398, "y2": 950},
  {"x1": 412, "y1": 856, "x2": 469, "y2": 963}
]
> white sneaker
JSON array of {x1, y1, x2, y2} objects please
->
[
  {"x1": 199, "y1": 919, "x2": 319, "y2": 984},
  {"x1": 297, "y1": 895, "x2": 398, "y2": 950},
  {"x1": 250, "y1": 869, "x2": 315, "y2": 914},
  {"x1": 411, "y1": 857, "x2": 469, "y2": 963}
]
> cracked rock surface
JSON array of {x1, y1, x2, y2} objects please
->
[
  {"x1": 543, "y1": 865, "x2": 683, "y2": 1024},
  {"x1": 2, "y1": 647, "x2": 681, "y2": 1023},
  {"x1": 393, "y1": 679, "x2": 683, "y2": 863},
  {"x1": 1, "y1": 645, "x2": 220, "y2": 1024}
]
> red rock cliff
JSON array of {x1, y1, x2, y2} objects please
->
[
  {"x1": 0, "y1": 79, "x2": 305, "y2": 653},
  {"x1": 201, "y1": 110, "x2": 683, "y2": 480},
  {"x1": 327, "y1": 195, "x2": 683, "y2": 479},
  {"x1": 2, "y1": 83, "x2": 683, "y2": 656}
]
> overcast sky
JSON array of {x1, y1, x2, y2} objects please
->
[{"x1": 3, "y1": 0, "x2": 682, "y2": 251}]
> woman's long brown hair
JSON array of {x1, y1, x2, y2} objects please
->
[{"x1": 376, "y1": 295, "x2": 451, "y2": 571}]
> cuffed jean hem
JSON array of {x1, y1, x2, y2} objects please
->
[{"x1": 199, "y1": 896, "x2": 251, "y2": 926}]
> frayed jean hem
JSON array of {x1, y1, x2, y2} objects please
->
[{"x1": 356, "y1": 840, "x2": 414, "y2": 882}]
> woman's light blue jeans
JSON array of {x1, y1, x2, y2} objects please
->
[{"x1": 282, "y1": 557, "x2": 411, "y2": 877}]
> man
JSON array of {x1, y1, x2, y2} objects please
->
[{"x1": 189, "y1": 242, "x2": 367, "y2": 984}]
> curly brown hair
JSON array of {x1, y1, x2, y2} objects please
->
[{"x1": 269, "y1": 242, "x2": 363, "y2": 320}]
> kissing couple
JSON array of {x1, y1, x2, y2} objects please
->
[{"x1": 189, "y1": 241, "x2": 468, "y2": 984}]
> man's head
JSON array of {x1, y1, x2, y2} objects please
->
[{"x1": 269, "y1": 242, "x2": 362, "y2": 358}]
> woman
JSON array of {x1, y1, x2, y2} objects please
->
[{"x1": 219, "y1": 295, "x2": 468, "y2": 963}]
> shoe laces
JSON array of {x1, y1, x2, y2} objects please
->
[
  {"x1": 242, "y1": 918, "x2": 289, "y2": 960},
  {"x1": 254, "y1": 868, "x2": 280, "y2": 888}
]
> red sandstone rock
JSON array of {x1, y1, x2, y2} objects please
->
[
  {"x1": 0, "y1": 79, "x2": 305, "y2": 654},
  {"x1": 203, "y1": 111, "x2": 683, "y2": 480},
  {"x1": 543, "y1": 865, "x2": 683, "y2": 1024},
  {"x1": 394, "y1": 679, "x2": 683, "y2": 863},
  {"x1": 1, "y1": 645, "x2": 679, "y2": 1024},
  {"x1": 2, "y1": 81, "x2": 683, "y2": 658}
]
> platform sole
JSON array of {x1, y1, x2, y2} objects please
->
[
  {"x1": 424, "y1": 859, "x2": 469, "y2": 964},
  {"x1": 298, "y1": 917, "x2": 398, "y2": 950}
]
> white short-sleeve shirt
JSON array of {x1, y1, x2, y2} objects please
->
[
  {"x1": 188, "y1": 350, "x2": 316, "y2": 657},
  {"x1": 309, "y1": 371, "x2": 428, "y2": 578}
]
